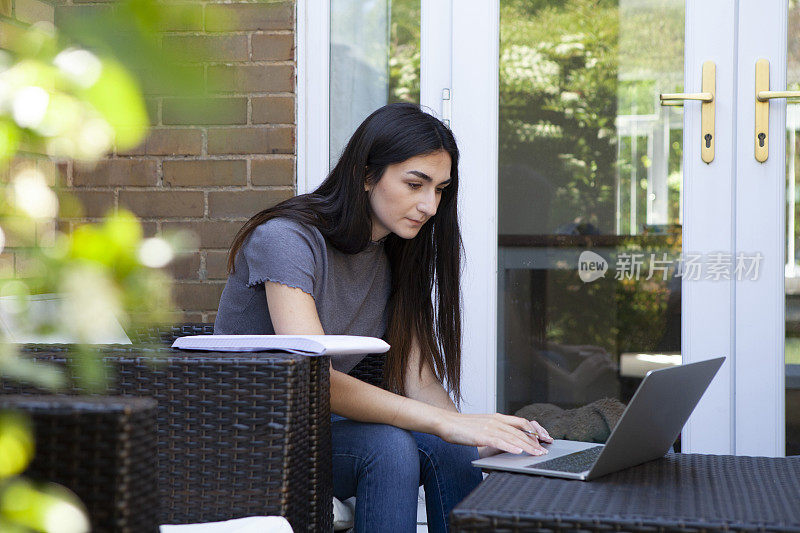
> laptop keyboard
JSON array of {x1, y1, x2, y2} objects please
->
[{"x1": 526, "y1": 445, "x2": 604, "y2": 473}]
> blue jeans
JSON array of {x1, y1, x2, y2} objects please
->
[{"x1": 331, "y1": 414, "x2": 483, "y2": 533}]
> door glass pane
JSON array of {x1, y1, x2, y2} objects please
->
[
  {"x1": 498, "y1": 0, "x2": 684, "y2": 445},
  {"x1": 785, "y1": 0, "x2": 800, "y2": 457},
  {"x1": 329, "y1": 0, "x2": 420, "y2": 165}
]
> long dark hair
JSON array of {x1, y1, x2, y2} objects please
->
[{"x1": 226, "y1": 103, "x2": 463, "y2": 402}]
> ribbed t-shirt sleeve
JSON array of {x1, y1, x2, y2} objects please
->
[{"x1": 242, "y1": 218, "x2": 319, "y2": 297}]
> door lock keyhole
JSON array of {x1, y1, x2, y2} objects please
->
[
  {"x1": 705, "y1": 133, "x2": 712, "y2": 148},
  {"x1": 758, "y1": 132, "x2": 766, "y2": 147}
]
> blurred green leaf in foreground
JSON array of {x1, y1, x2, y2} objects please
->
[{"x1": 0, "y1": 0, "x2": 211, "y2": 529}]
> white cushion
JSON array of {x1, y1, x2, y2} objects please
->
[
  {"x1": 160, "y1": 516, "x2": 293, "y2": 533},
  {"x1": 332, "y1": 496, "x2": 356, "y2": 531}
]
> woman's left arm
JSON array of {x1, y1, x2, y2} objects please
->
[
  {"x1": 404, "y1": 335, "x2": 543, "y2": 458},
  {"x1": 403, "y1": 335, "x2": 459, "y2": 413}
]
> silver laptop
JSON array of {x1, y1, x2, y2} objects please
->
[{"x1": 472, "y1": 356, "x2": 725, "y2": 481}]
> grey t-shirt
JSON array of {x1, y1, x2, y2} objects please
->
[{"x1": 214, "y1": 217, "x2": 391, "y2": 373}]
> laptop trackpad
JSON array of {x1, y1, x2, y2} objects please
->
[{"x1": 473, "y1": 439, "x2": 600, "y2": 470}]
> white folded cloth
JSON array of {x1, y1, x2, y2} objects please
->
[
  {"x1": 160, "y1": 516, "x2": 293, "y2": 533},
  {"x1": 333, "y1": 496, "x2": 356, "y2": 531}
]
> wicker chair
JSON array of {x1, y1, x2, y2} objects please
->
[
  {"x1": 0, "y1": 395, "x2": 159, "y2": 532},
  {"x1": 346, "y1": 352, "x2": 387, "y2": 389},
  {"x1": 1, "y1": 325, "x2": 333, "y2": 533}
]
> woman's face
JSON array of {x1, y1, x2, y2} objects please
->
[{"x1": 365, "y1": 150, "x2": 452, "y2": 241}]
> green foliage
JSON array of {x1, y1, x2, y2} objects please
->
[
  {"x1": 499, "y1": 0, "x2": 620, "y2": 231},
  {"x1": 0, "y1": 24, "x2": 149, "y2": 161},
  {"x1": 498, "y1": 0, "x2": 683, "y2": 358},
  {"x1": 0, "y1": 1, "x2": 201, "y2": 529},
  {"x1": 388, "y1": 0, "x2": 420, "y2": 104}
]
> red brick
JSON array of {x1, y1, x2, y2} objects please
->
[
  {"x1": 207, "y1": 126, "x2": 294, "y2": 155},
  {"x1": 208, "y1": 189, "x2": 293, "y2": 218},
  {"x1": 0, "y1": 21, "x2": 24, "y2": 51},
  {"x1": 251, "y1": 33, "x2": 294, "y2": 61},
  {"x1": 251, "y1": 158, "x2": 294, "y2": 186},
  {"x1": 145, "y1": 98, "x2": 160, "y2": 125},
  {"x1": 8, "y1": 156, "x2": 58, "y2": 186},
  {"x1": 205, "y1": 2, "x2": 293, "y2": 31},
  {"x1": 161, "y1": 220, "x2": 242, "y2": 249},
  {"x1": 141, "y1": 221, "x2": 158, "y2": 237},
  {"x1": 205, "y1": 250, "x2": 231, "y2": 279},
  {"x1": 15, "y1": 0, "x2": 54, "y2": 25},
  {"x1": 35, "y1": 221, "x2": 56, "y2": 247},
  {"x1": 55, "y1": 5, "x2": 112, "y2": 29},
  {"x1": 207, "y1": 65, "x2": 293, "y2": 93},
  {"x1": 0, "y1": 253, "x2": 14, "y2": 280},
  {"x1": 252, "y1": 95, "x2": 294, "y2": 124},
  {"x1": 184, "y1": 311, "x2": 206, "y2": 323},
  {"x1": 14, "y1": 253, "x2": 45, "y2": 279},
  {"x1": 156, "y1": 4, "x2": 203, "y2": 31},
  {"x1": 67, "y1": 191, "x2": 115, "y2": 218},
  {"x1": 63, "y1": 218, "x2": 157, "y2": 237},
  {"x1": 73, "y1": 159, "x2": 157, "y2": 187},
  {"x1": 55, "y1": 219, "x2": 70, "y2": 234},
  {"x1": 138, "y1": 66, "x2": 204, "y2": 96},
  {"x1": 2, "y1": 216, "x2": 38, "y2": 248},
  {"x1": 172, "y1": 281, "x2": 226, "y2": 311},
  {"x1": 119, "y1": 191, "x2": 204, "y2": 218},
  {"x1": 163, "y1": 159, "x2": 246, "y2": 187},
  {"x1": 167, "y1": 252, "x2": 201, "y2": 280},
  {"x1": 162, "y1": 97, "x2": 247, "y2": 125},
  {"x1": 162, "y1": 35, "x2": 248, "y2": 63},
  {"x1": 119, "y1": 129, "x2": 203, "y2": 156},
  {"x1": 58, "y1": 218, "x2": 155, "y2": 239}
]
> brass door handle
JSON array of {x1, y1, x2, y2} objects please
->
[
  {"x1": 753, "y1": 59, "x2": 799, "y2": 162},
  {"x1": 757, "y1": 90, "x2": 800, "y2": 101},
  {"x1": 659, "y1": 92, "x2": 713, "y2": 105},
  {"x1": 659, "y1": 60, "x2": 716, "y2": 164}
]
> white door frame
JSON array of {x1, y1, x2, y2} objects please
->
[
  {"x1": 449, "y1": 0, "x2": 499, "y2": 414},
  {"x1": 296, "y1": 0, "x2": 329, "y2": 195},
  {"x1": 679, "y1": 0, "x2": 738, "y2": 454},
  {"x1": 733, "y1": 0, "x2": 787, "y2": 457}
]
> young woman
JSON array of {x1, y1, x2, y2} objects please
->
[{"x1": 214, "y1": 103, "x2": 552, "y2": 532}]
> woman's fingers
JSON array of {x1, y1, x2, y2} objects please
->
[
  {"x1": 488, "y1": 434, "x2": 543, "y2": 456},
  {"x1": 529, "y1": 420, "x2": 553, "y2": 443},
  {"x1": 493, "y1": 422, "x2": 548, "y2": 456},
  {"x1": 488, "y1": 438, "x2": 523, "y2": 455},
  {"x1": 472, "y1": 421, "x2": 543, "y2": 456},
  {"x1": 496, "y1": 414, "x2": 554, "y2": 444},
  {"x1": 447, "y1": 413, "x2": 552, "y2": 456}
]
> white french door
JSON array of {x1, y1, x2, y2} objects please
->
[
  {"x1": 449, "y1": 0, "x2": 788, "y2": 457},
  {"x1": 297, "y1": 0, "x2": 791, "y2": 456}
]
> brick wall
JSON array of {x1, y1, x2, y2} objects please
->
[
  {"x1": 2, "y1": 0, "x2": 298, "y2": 324},
  {"x1": 0, "y1": 0, "x2": 59, "y2": 281}
]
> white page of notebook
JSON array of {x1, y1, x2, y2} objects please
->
[{"x1": 172, "y1": 335, "x2": 390, "y2": 355}]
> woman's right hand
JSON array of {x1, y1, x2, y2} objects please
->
[{"x1": 436, "y1": 411, "x2": 552, "y2": 456}]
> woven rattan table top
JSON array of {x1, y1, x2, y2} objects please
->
[{"x1": 451, "y1": 453, "x2": 800, "y2": 532}]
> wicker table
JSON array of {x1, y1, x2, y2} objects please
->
[{"x1": 451, "y1": 454, "x2": 800, "y2": 532}]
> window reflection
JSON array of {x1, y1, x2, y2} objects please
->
[
  {"x1": 329, "y1": 0, "x2": 420, "y2": 165},
  {"x1": 497, "y1": 0, "x2": 684, "y2": 444}
]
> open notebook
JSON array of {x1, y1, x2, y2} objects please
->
[{"x1": 172, "y1": 335, "x2": 390, "y2": 355}]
